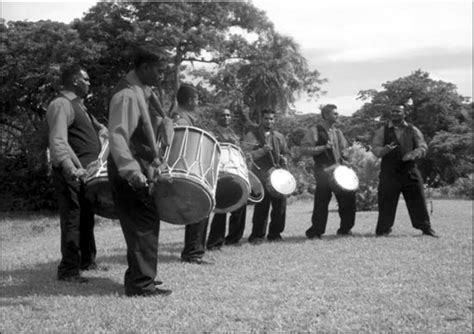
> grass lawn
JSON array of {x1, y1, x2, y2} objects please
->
[{"x1": 0, "y1": 199, "x2": 472, "y2": 333}]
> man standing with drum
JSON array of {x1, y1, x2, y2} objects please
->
[
  {"x1": 171, "y1": 84, "x2": 212, "y2": 264},
  {"x1": 108, "y1": 46, "x2": 172, "y2": 297},
  {"x1": 301, "y1": 104, "x2": 356, "y2": 239},
  {"x1": 207, "y1": 108, "x2": 247, "y2": 250},
  {"x1": 47, "y1": 64, "x2": 108, "y2": 283},
  {"x1": 372, "y1": 104, "x2": 438, "y2": 237},
  {"x1": 243, "y1": 108, "x2": 290, "y2": 243}
]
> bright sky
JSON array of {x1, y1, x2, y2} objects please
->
[{"x1": 2, "y1": 0, "x2": 472, "y2": 115}]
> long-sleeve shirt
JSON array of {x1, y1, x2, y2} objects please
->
[
  {"x1": 108, "y1": 70, "x2": 161, "y2": 181},
  {"x1": 46, "y1": 90, "x2": 106, "y2": 167},
  {"x1": 242, "y1": 127, "x2": 289, "y2": 171},
  {"x1": 372, "y1": 120, "x2": 428, "y2": 158}
]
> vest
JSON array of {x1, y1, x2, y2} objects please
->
[
  {"x1": 381, "y1": 124, "x2": 415, "y2": 173},
  {"x1": 63, "y1": 95, "x2": 101, "y2": 168},
  {"x1": 312, "y1": 125, "x2": 336, "y2": 169}
]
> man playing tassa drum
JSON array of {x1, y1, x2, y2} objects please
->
[
  {"x1": 372, "y1": 104, "x2": 438, "y2": 238},
  {"x1": 108, "y1": 46, "x2": 172, "y2": 297},
  {"x1": 206, "y1": 108, "x2": 247, "y2": 250},
  {"x1": 171, "y1": 84, "x2": 212, "y2": 265},
  {"x1": 301, "y1": 104, "x2": 356, "y2": 239},
  {"x1": 47, "y1": 64, "x2": 108, "y2": 283},
  {"x1": 243, "y1": 109, "x2": 290, "y2": 243}
]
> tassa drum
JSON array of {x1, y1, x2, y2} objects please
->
[
  {"x1": 153, "y1": 126, "x2": 220, "y2": 225},
  {"x1": 329, "y1": 165, "x2": 359, "y2": 193},
  {"x1": 84, "y1": 140, "x2": 117, "y2": 219},
  {"x1": 265, "y1": 168, "x2": 296, "y2": 198},
  {"x1": 214, "y1": 143, "x2": 251, "y2": 213}
]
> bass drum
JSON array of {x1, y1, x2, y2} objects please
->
[
  {"x1": 214, "y1": 143, "x2": 251, "y2": 213},
  {"x1": 153, "y1": 126, "x2": 221, "y2": 225},
  {"x1": 84, "y1": 140, "x2": 117, "y2": 219}
]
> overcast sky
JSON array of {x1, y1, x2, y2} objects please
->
[{"x1": 2, "y1": 0, "x2": 472, "y2": 115}]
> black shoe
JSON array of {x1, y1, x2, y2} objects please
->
[
  {"x1": 249, "y1": 237, "x2": 264, "y2": 245},
  {"x1": 206, "y1": 245, "x2": 222, "y2": 251},
  {"x1": 58, "y1": 275, "x2": 89, "y2": 283},
  {"x1": 126, "y1": 287, "x2": 172, "y2": 297},
  {"x1": 422, "y1": 228, "x2": 439, "y2": 238},
  {"x1": 337, "y1": 231, "x2": 353, "y2": 236},
  {"x1": 81, "y1": 263, "x2": 109, "y2": 271},
  {"x1": 306, "y1": 231, "x2": 322, "y2": 240},
  {"x1": 181, "y1": 258, "x2": 214, "y2": 265},
  {"x1": 267, "y1": 235, "x2": 283, "y2": 242},
  {"x1": 376, "y1": 228, "x2": 392, "y2": 237},
  {"x1": 154, "y1": 280, "x2": 163, "y2": 287}
]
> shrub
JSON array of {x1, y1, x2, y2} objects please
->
[
  {"x1": 345, "y1": 142, "x2": 380, "y2": 211},
  {"x1": 449, "y1": 174, "x2": 474, "y2": 199}
]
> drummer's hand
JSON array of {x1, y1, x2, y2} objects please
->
[
  {"x1": 402, "y1": 149, "x2": 421, "y2": 161},
  {"x1": 129, "y1": 172, "x2": 148, "y2": 189},
  {"x1": 261, "y1": 144, "x2": 272, "y2": 153},
  {"x1": 382, "y1": 142, "x2": 398, "y2": 155},
  {"x1": 280, "y1": 155, "x2": 288, "y2": 168},
  {"x1": 325, "y1": 141, "x2": 333, "y2": 150},
  {"x1": 67, "y1": 168, "x2": 87, "y2": 182}
]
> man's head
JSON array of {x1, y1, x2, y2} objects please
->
[
  {"x1": 321, "y1": 104, "x2": 339, "y2": 124},
  {"x1": 216, "y1": 108, "x2": 232, "y2": 127},
  {"x1": 176, "y1": 84, "x2": 198, "y2": 109},
  {"x1": 389, "y1": 105, "x2": 406, "y2": 124},
  {"x1": 134, "y1": 45, "x2": 167, "y2": 87},
  {"x1": 60, "y1": 64, "x2": 90, "y2": 98},
  {"x1": 261, "y1": 109, "x2": 276, "y2": 131}
]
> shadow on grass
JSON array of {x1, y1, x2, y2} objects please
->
[{"x1": 0, "y1": 262, "x2": 122, "y2": 299}]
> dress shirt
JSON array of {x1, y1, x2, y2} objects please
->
[{"x1": 108, "y1": 70, "x2": 158, "y2": 181}]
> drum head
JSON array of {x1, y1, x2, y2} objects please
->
[
  {"x1": 154, "y1": 177, "x2": 214, "y2": 225},
  {"x1": 334, "y1": 166, "x2": 359, "y2": 191},
  {"x1": 269, "y1": 169, "x2": 296, "y2": 196},
  {"x1": 85, "y1": 178, "x2": 117, "y2": 219},
  {"x1": 214, "y1": 173, "x2": 250, "y2": 213}
]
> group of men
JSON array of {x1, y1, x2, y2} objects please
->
[{"x1": 47, "y1": 45, "x2": 438, "y2": 298}]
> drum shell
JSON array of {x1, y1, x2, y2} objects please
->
[
  {"x1": 84, "y1": 159, "x2": 117, "y2": 219},
  {"x1": 153, "y1": 126, "x2": 220, "y2": 225},
  {"x1": 214, "y1": 143, "x2": 251, "y2": 213}
]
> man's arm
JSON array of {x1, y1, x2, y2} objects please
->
[
  {"x1": 108, "y1": 89, "x2": 143, "y2": 182},
  {"x1": 242, "y1": 131, "x2": 270, "y2": 161},
  {"x1": 300, "y1": 126, "x2": 330, "y2": 156},
  {"x1": 372, "y1": 126, "x2": 397, "y2": 158}
]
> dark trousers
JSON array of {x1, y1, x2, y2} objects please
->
[
  {"x1": 207, "y1": 205, "x2": 247, "y2": 249},
  {"x1": 376, "y1": 168, "x2": 431, "y2": 234},
  {"x1": 52, "y1": 168, "x2": 96, "y2": 279},
  {"x1": 306, "y1": 169, "x2": 356, "y2": 237},
  {"x1": 248, "y1": 191, "x2": 286, "y2": 241},
  {"x1": 181, "y1": 217, "x2": 209, "y2": 261},
  {"x1": 108, "y1": 165, "x2": 160, "y2": 296}
]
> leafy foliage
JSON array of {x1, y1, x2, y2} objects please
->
[{"x1": 345, "y1": 142, "x2": 381, "y2": 211}]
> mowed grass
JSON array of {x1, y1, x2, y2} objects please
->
[{"x1": 0, "y1": 199, "x2": 472, "y2": 333}]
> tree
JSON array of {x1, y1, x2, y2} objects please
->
[{"x1": 352, "y1": 70, "x2": 473, "y2": 185}]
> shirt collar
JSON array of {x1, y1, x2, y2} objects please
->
[
  {"x1": 60, "y1": 90, "x2": 79, "y2": 101},
  {"x1": 125, "y1": 70, "x2": 152, "y2": 99}
]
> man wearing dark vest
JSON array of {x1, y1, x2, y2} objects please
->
[
  {"x1": 206, "y1": 108, "x2": 247, "y2": 250},
  {"x1": 171, "y1": 84, "x2": 212, "y2": 265},
  {"x1": 243, "y1": 109, "x2": 289, "y2": 243},
  {"x1": 108, "y1": 46, "x2": 173, "y2": 297},
  {"x1": 372, "y1": 105, "x2": 438, "y2": 237},
  {"x1": 47, "y1": 64, "x2": 108, "y2": 283},
  {"x1": 301, "y1": 104, "x2": 356, "y2": 239}
]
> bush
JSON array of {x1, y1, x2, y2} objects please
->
[
  {"x1": 450, "y1": 174, "x2": 474, "y2": 199},
  {"x1": 345, "y1": 142, "x2": 380, "y2": 211}
]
